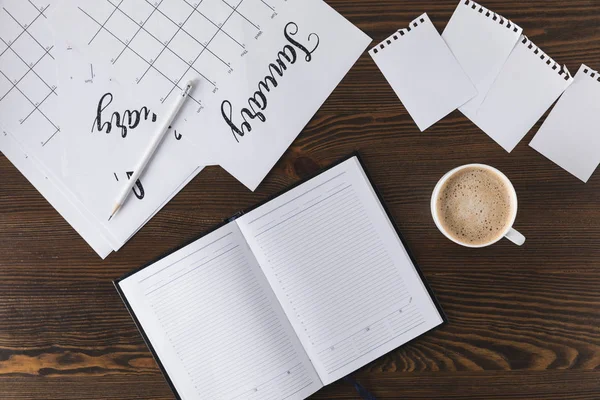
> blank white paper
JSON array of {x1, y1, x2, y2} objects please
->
[
  {"x1": 0, "y1": 128, "x2": 113, "y2": 258},
  {"x1": 369, "y1": 13, "x2": 477, "y2": 131},
  {"x1": 442, "y1": 0, "x2": 522, "y2": 117},
  {"x1": 468, "y1": 35, "x2": 573, "y2": 152},
  {"x1": 530, "y1": 65, "x2": 600, "y2": 182}
]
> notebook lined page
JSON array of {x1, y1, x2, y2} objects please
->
[
  {"x1": 118, "y1": 224, "x2": 321, "y2": 400},
  {"x1": 237, "y1": 157, "x2": 444, "y2": 384}
]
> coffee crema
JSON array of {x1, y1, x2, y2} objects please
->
[{"x1": 436, "y1": 167, "x2": 514, "y2": 246}]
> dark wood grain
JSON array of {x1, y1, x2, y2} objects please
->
[{"x1": 1, "y1": 0, "x2": 599, "y2": 399}]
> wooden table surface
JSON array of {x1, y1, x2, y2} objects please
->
[{"x1": 2, "y1": 0, "x2": 600, "y2": 399}]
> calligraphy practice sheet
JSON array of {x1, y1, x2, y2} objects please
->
[
  {"x1": 0, "y1": 0, "x2": 205, "y2": 253},
  {"x1": 53, "y1": 34, "x2": 204, "y2": 249},
  {"x1": 52, "y1": 0, "x2": 371, "y2": 190}
]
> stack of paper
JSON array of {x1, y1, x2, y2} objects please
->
[{"x1": 0, "y1": 0, "x2": 371, "y2": 257}]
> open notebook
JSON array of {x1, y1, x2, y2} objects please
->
[{"x1": 115, "y1": 154, "x2": 446, "y2": 400}]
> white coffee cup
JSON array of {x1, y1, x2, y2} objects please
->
[{"x1": 431, "y1": 164, "x2": 525, "y2": 248}]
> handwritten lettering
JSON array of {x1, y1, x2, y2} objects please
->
[
  {"x1": 221, "y1": 22, "x2": 320, "y2": 143},
  {"x1": 113, "y1": 171, "x2": 145, "y2": 200},
  {"x1": 126, "y1": 171, "x2": 145, "y2": 199},
  {"x1": 92, "y1": 93, "x2": 157, "y2": 138}
]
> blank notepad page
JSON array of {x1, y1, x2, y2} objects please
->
[
  {"x1": 369, "y1": 13, "x2": 476, "y2": 131},
  {"x1": 530, "y1": 65, "x2": 600, "y2": 182},
  {"x1": 442, "y1": 0, "x2": 523, "y2": 117},
  {"x1": 468, "y1": 36, "x2": 573, "y2": 152}
]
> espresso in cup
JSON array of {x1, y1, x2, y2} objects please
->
[{"x1": 431, "y1": 164, "x2": 525, "y2": 247}]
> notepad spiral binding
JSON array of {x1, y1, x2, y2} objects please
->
[
  {"x1": 582, "y1": 66, "x2": 600, "y2": 82},
  {"x1": 520, "y1": 36, "x2": 572, "y2": 81},
  {"x1": 371, "y1": 15, "x2": 427, "y2": 54},
  {"x1": 462, "y1": 0, "x2": 520, "y2": 33}
]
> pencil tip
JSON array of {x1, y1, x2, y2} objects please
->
[{"x1": 108, "y1": 215, "x2": 113, "y2": 222}]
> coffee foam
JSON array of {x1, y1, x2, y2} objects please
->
[{"x1": 436, "y1": 167, "x2": 514, "y2": 246}]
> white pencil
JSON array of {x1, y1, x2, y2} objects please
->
[{"x1": 108, "y1": 80, "x2": 194, "y2": 221}]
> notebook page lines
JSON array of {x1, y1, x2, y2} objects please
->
[
  {"x1": 319, "y1": 301, "x2": 423, "y2": 374},
  {"x1": 255, "y1": 185, "x2": 407, "y2": 349},
  {"x1": 129, "y1": 226, "x2": 317, "y2": 400},
  {"x1": 238, "y1": 168, "x2": 426, "y2": 378},
  {"x1": 230, "y1": 364, "x2": 315, "y2": 400},
  {"x1": 247, "y1": 171, "x2": 348, "y2": 226},
  {"x1": 139, "y1": 231, "x2": 234, "y2": 284}
]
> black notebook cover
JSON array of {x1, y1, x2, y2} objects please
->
[{"x1": 114, "y1": 152, "x2": 447, "y2": 400}]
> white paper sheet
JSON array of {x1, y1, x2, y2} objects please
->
[
  {"x1": 369, "y1": 13, "x2": 477, "y2": 132},
  {"x1": 0, "y1": 127, "x2": 113, "y2": 258},
  {"x1": 1, "y1": 122, "x2": 202, "y2": 257},
  {"x1": 0, "y1": 0, "x2": 63, "y2": 175},
  {"x1": 530, "y1": 65, "x2": 600, "y2": 182},
  {"x1": 50, "y1": 0, "x2": 371, "y2": 190},
  {"x1": 0, "y1": 0, "x2": 203, "y2": 255},
  {"x1": 442, "y1": 0, "x2": 522, "y2": 117},
  {"x1": 468, "y1": 35, "x2": 573, "y2": 152},
  {"x1": 0, "y1": 0, "x2": 118, "y2": 255},
  {"x1": 52, "y1": 34, "x2": 204, "y2": 249}
]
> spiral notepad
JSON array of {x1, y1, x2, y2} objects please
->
[
  {"x1": 369, "y1": 13, "x2": 476, "y2": 132},
  {"x1": 442, "y1": 0, "x2": 523, "y2": 118},
  {"x1": 468, "y1": 35, "x2": 574, "y2": 152},
  {"x1": 530, "y1": 65, "x2": 600, "y2": 182}
]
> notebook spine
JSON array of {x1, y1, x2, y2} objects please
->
[
  {"x1": 225, "y1": 210, "x2": 245, "y2": 223},
  {"x1": 520, "y1": 36, "x2": 572, "y2": 81},
  {"x1": 371, "y1": 15, "x2": 427, "y2": 55},
  {"x1": 582, "y1": 66, "x2": 600, "y2": 82},
  {"x1": 463, "y1": 0, "x2": 521, "y2": 33}
]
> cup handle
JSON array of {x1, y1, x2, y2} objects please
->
[{"x1": 505, "y1": 228, "x2": 526, "y2": 246}]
